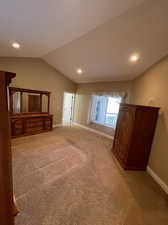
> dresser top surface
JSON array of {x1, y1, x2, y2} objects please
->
[{"x1": 11, "y1": 113, "x2": 53, "y2": 119}]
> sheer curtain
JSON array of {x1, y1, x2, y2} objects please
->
[
  {"x1": 92, "y1": 91, "x2": 127, "y2": 100},
  {"x1": 88, "y1": 91, "x2": 127, "y2": 127}
]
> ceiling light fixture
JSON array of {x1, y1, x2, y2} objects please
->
[
  {"x1": 12, "y1": 42, "x2": 20, "y2": 49},
  {"x1": 77, "y1": 68, "x2": 83, "y2": 74},
  {"x1": 130, "y1": 54, "x2": 139, "y2": 62}
]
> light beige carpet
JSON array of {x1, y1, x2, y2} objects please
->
[
  {"x1": 87, "y1": 122, "x2": 115, "y2": 136},
  {"x1": 13, "y1": 126, "x2": 168, "y2": 225}
]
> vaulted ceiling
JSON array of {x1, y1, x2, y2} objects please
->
[{"x1": 0, "y1": 0, "x2": 168, "y2": 83}]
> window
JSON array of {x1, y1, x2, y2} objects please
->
[{"x1": 90, "y1": 95, "x2": 122, "y2": 128}]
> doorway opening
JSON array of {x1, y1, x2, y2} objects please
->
[{"x1": 63, "y1": 92, "x2": 75, "y2": 125}]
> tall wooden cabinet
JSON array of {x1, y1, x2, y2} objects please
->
[
  {"x1": 0, "y1": 71, "x2": 16, "y2": 225},
  {"x1": 112, "y1": 103, "x2": 159, "y2": 170}
]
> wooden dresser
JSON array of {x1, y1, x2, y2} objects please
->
[
  {"x1": 112, "y1": 103, "x2": 159, "y2": 170},
  {"x1": 11, "y1": 113, "x2": 53, "y2": 138},
  {"x1": 9, "y1": 87, "x2": 53, "y2": 138}
]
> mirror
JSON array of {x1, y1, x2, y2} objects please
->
[
  {"x1": 9, "y1": 87, "x2": 50, "y2": 114},
  {"x1": 42, "y1": 94, "x2": 48, "y2": 112},
  {"x1": 22, "y1": 93, "x2": 41, "y2": 113},
  {"x1": 13, "y1": 92, "x2": 21, "y2": 113}
]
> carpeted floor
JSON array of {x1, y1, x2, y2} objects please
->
[
  {"x1": 87, "y1": 122, "x2": 115, "y2": 136},
  {"x1": 13, "y1": 126, "x2": 168, "y2": 225}
]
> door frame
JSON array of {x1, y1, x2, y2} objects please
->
[{"x1": 62, "y1": 92, "x2": 75, "y2": 126}]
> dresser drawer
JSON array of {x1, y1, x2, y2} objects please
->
[
  {"x1": 26, "y1": 118, "x2": 43, "y2": 126},
  {"x1": 11, "y1": 114, "x2": 53, "y2": 138},
  {"x1": 26, "y1": 126, "x2": 43, "y2": 133}
]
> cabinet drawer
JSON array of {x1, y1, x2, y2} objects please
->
[
  {"x1": 26, "y1": 118, "x2": 43, "y2": 125},
  {"x1": 26, "y1": 126, "x2": 43, "y2": 133},
  {"x1": 12, "y1": 119, "x2": 22, "y2": 127},
  {"x1": 14, "y1": 128, "x2": 23, "y2": 136},
  {"x1": 26, "y1": 121, "x2": 43, "y2": 128}
]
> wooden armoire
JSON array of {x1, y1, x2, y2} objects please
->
[
  {"x1": 112, "y1": 103, "x2": 159, "y2": 170},
  {"x1": 0, "y1": 71, "x2": 16, "y2": 225}
]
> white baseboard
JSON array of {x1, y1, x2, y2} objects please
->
[
  {"x1": 73, "y1": 122, "x2": 114, "y2": 140},
  {"x1": 147, "y1": 166, "x2": 168, "y2": 194},
  {"x1": 53, "y1": 124, "x2": 62, "y2": 128}
]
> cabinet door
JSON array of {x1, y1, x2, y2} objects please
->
[
  {"x1": 127, "y1": 107, "x2": 159, "y2": 170},
  {"x1": 11, "y1": 119, "x2": 23, "y2": 137},
  {"x1": 44, "y1": 118, "x2": 52, "y2": 130},
  {"x1": 113, "y1": 105, "x2": 135, "y2": 165}
]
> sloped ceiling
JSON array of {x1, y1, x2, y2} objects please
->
[{"x1": 0, "y1": 0, "x2": 168, "y2": 83}]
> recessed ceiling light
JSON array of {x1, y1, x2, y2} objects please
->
[
  {"x1": 77, "y1": 68, "x2": 83, "y2": 74},
  {"x1": 130, "y1": 54, "x2": 139, "y2": 62},
  {"x1": 12, "y1": 42, "x2": 20, "y2": 49}
]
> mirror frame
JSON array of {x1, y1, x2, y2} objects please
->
[{"x1": 9, "y1": 87, "x2": 51, "y2": 115}]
